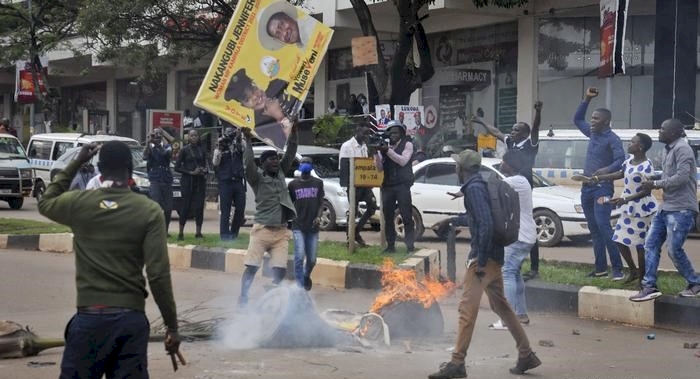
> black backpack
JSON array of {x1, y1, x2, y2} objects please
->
[{"x1": 486, "y1": 175, "x2": 520, "y2": 246}]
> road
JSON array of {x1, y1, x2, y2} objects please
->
[
  {"x1": 1, "y1": 248, "x2": 699, "y2": 379},
  {"x1": 3, "y1": 198, "x2": 699, "y2": 280}
]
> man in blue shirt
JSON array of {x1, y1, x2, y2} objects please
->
[{"x1": 573, "y1": 87, "x2": 626, "y2": 280}]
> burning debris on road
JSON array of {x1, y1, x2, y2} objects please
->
[{"x1": 363, "y1": 259, "x2": 455, "y2": 340}]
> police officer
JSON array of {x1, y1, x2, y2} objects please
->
[
  {"x1": 374, "y1": 120, "x2": 415, "y2": 253},
  {"x1": 213, "y1": 124, "x2": 246, "y2": 240}
]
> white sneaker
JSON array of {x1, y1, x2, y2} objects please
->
[{"x1": 488, "y1": 319, "x2": 508, "y2": 330}]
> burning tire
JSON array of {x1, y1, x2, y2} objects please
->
[{"x1": 377, "y1": 300, "x2": 444, "y2": 339}]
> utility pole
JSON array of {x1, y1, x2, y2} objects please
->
[{"x1": 28, "y1": 0, "x2": 35, "y2": 135}]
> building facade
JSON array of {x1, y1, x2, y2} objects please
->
[{"x1": 0, "y1": 0, "x2": 698, "y2": 143}]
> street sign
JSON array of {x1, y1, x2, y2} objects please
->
[{"x1": 353, "y1": 157, "x2": 382, "y2": 188}]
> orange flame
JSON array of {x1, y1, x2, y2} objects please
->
[{"x1": 369, "y1": 259, "x2": 455, "y2": 314}]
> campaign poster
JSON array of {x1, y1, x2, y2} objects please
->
[
  {"x1": 393, "y1": 105, "x2": 425, "y2": 136},
  {"x1": 194, "y1": 0, "x2": 333, "y2": 149},
  {"x1": 599, "y1": 0, "x2": 629, "y2": 78},
  {"x1": 374, "y1": 104, "x2": 391, "y2": 129}
]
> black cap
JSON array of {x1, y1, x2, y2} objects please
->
[
  {"x1": 98, "y1": 141, "x2": 133, "y2": 171},
  {"x1": 225, "y1": 68, "x2": 254, "y2": 103}
]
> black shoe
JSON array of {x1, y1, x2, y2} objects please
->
[
  {"x1": 383, "y1": 246, "x2": 396, "y2": 253},
  {"x1": 177, "y1": 233, "x2": 184, "y2": 241},
  {"x1": 303, "y1": 275, "x2": 313, "y2": 291},
  {"x1": 428, "y1": 361, "x2": 467, "y2": 379},
  {"x1": 407, "y1": 246, "x2": 416, "y2": 253},
  {"x1": 509, "y1": 352, "x2": 541, "y2": 375},
  {"x1": 586, "y1": 270, "x2": 607, "y2": 278},
  {"x1": 355, "y1": 234, "x2": 368, "y2": 247},
  {"x1": 522, "y1": 271, "x2": 538, "y2": 281},
  {"x1": 195, "y1": 233, "x2": 204, "y2": 239}
]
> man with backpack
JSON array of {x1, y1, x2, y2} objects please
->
[{"x1": 428, "y1": 149, "x2": 540, "y2": 379}]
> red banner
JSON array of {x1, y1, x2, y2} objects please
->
[
  {"x1": 599, "y1": 0, "x2": 629, "y2": 78},
  {"x1": 15, "y1": 57, "x2": 48, "y2": 104}
]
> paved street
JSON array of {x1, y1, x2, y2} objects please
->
[{"x1": 1, "y1": 248, "x2": 699, "y2": 379}]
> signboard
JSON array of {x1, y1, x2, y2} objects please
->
[
  {"x1": 599, "y1": 0, "x2": 629, "y2": 78},
  {"x1": 147, "y1": 109, "x2": 184, "y2": 138},
  {"x1": 354, "y1": 157, "x2": 383, "y2": 187},
  {"x1": 194, "y1": 0, "x2": 333, "y2": 149},
  {"x1": 351, "y1": 36, "x2": 378, "y2": 66},
  {"x1": 15, "y1": 57, "x2": 48, "y2": 104}
]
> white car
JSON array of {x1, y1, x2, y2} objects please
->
[
  {"x1": 244, "y1": 145, "x2": 350, "y2": 231},
  {"x1": 373, "y1": 157, "x2": 611, "y2": 247}
]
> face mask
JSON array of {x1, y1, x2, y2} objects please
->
[{"x1": 299, "y1": 162, "x2": 313, "y2": 174}]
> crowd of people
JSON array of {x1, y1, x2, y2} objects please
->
[{"x1": 33, "y1": 85, "x2": 700, "y2": 377}]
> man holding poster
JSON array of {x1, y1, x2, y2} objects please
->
[{"x1": 195, "y1": 0, "x2": 332, "y2": 149}]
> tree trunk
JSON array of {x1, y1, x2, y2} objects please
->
[{"x1": 349, "y1": 0, "x2": 435, "y2": 107}]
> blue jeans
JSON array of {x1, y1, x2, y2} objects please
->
[
  {"x1": 581, "y1": 185, "x2": 623, "y2": 273},
  {"x1": 60, "y1": 310, "x2": 150, "y2": 379},
  {"x1": 502, "y1": 241, "x2": 533, "y2": 316},
  {"x1": 218, "y1": 179, "x2": 246, "y2": 239},
  {"x1": 293, "y1": 229, "x2": 319, "y2": 287},
  {"x1": 642, "y1": 210, "x2": 700, "y2": 289}
]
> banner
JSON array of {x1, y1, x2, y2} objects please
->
[
  {"x1": 599, "y1": 0, "x2": 629, "y2": 78},
  {"x1": 15, "y1": 57, "x2": 48, "y2": 104},
  {"x1": 194, "y1": 0, "x2": 333, "y2": 149}
]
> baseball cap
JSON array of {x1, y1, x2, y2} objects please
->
[{"x1": 451, "y1": 149, "x2": 481, "y2": 170}]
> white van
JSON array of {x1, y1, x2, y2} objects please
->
[
  {"x1": 534, "y1": 128, "x2": 700, "y2": 187},
  {"x1": 0, "y1": 133, "x2": 35, "y2": 209},
  {"x1": 26, "y1": 133, "x2": 141, "y2": 198}
]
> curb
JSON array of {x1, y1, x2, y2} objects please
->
[{"x1": 3, "y1": 232, "x2": 699, "y2": 330}]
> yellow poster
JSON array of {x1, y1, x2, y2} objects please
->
[{"x1": 194, "y1": 0, "x2": 333, "y2": 149}]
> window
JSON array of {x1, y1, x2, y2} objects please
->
[
  {"x1": 534, "y1": 140, "x2": 587, "y2": 169},
  {"x1": 424, "y1": 163, "x2": 459, "y2": 186},
  {"x1": 28, "y1": 140, "x2": 53, "y2": 160},
  {"x1": 52, "y1": 142, "x2": 74, "y2": 160}
]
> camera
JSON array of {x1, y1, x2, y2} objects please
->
[
  {"x1": 218, "y1": 127, "x2": 240, "y2": 151},
  {"x1": 367, "y1": 131, "x2": 389, "y2": 148}
]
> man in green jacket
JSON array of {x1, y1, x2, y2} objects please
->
[
  {"x1": 238, "y1": 123, "x2": 298, "y2": 306},
  {"x1": 39, "y1": 141, "x2": 181, "y2": 378}
]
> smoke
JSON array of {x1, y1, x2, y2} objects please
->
[{"x1": 219, "y1": 285, "x2": 339, "y2": 349}]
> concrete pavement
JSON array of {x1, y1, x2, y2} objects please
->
[{"x1": 1, "y1": 248, "x2": 699, "y2": 379}]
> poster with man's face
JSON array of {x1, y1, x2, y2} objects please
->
[
  {"x1": 393, "y1": 105, "x2": 424, "y2": 136},
  {"x1": 194, "y1": 0, "x2": 333, "y2": 149}
]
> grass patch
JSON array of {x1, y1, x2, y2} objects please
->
[
  {"x1": 0, "y1": 217, "x2": 688, "y2": 293},
  {"x1": 533, "y1": 259, "x2": 688, "y2": 295},
  {"x1": 168, "y1": 232, "x2": 409, "y2": 265},
  {"x1": 0, "y1": 218, "x2": 70, "y2": 234}
]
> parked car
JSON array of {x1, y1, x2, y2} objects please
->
[
  {"x1": 243, "y1": 145, "x2": 349, "y2": 231},
  {"x1": 0, "y1": 133, "x2": 35, "y2": 209},
  {"x1": 27, "y1": 133, "x2": 141, "y2": 201},
  {"x1": 372, "y1": 157, "x2": 616, "y2": 247},
  {"x1": 49, "y1": 146, "x2": 183, "y2": 212}
]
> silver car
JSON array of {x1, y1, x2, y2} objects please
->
[{"x1": 244, "y1": 145, "x2": 349, "y2": 231}]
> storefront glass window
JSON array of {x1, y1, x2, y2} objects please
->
[{"x1": 538, "y1": 16, "x2": 655, "y2": 130}]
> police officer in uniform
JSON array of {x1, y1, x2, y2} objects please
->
[{"x1": 212, "y1": 124, "x2": 246, "y2": 240}]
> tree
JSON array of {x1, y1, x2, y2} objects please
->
[
  {"x1": 348, "y1": 0, "x2": 529, "y2": 106},
  {"x1": 0, "y1": 0, "x2": 81, "y2": 105}
]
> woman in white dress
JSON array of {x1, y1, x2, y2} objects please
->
[{"x1": 598, "y1": 133, "x2": 658, "y2": 285}]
